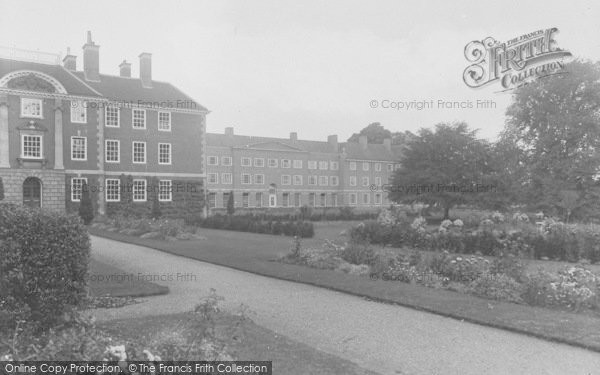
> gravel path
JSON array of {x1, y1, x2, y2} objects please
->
[{"x1": 90, "y1": 236, "x2": 600, "y2": 375}]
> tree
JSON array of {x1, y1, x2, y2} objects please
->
[
  {"x1": 504, "y1": 60, "x2": 600, "y2": 220},
  {"x1": 389, "y1": 122, "x2": 495, "y2": 219},
  {"x1": 226, "y1": 190, "x2": 235, "y2": 215},
  {"x1": 0, "y1": 177, "x2": 4, "y2": 201},
  {"x1": 348, "y1": 122, "x2": 392, "y2": 143},
  {"x1": 78, "y1": 181, "x2": 94, "y2": 225}
]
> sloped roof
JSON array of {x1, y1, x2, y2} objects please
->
[
  {"x1": 0, "y1": 58, "x2": 101, "y2": 97},
  {"x1": 207, "y1": 132, "x2": 404, "y2": 161},
  {"x1": 71, "y1": 71, "x2": 207, "y2": 111}
]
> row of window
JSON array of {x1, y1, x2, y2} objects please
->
[
  {"x1": 207, "y1": 155, "x2": 401, "y2": 172},
  {"x1": 206, "y1": 191, "x2": 385, "y2": 208},
  {"x1": 105, "y1": 140, "x2": 172, "y2": 165},
  {"x1": 20, "y1": 98, "x2": 172, "y2": 131},
  {"x1": 207, "y1": 173, "x2": 342, "y2": 186},
  {"x1": 71, "y1": 178, "x2": 173, "y2": 202}
]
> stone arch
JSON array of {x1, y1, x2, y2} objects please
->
[{"x1": 0, "y1": 70, "x2": 68, "y2": 94}]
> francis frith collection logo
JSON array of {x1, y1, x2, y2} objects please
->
[{"x1": 463, "y1": 28, "x2": 572, "y2": 90}]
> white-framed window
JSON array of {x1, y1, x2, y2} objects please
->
[
  {"x1": 208, "y1": 156, "x2": 218, "y2": 166},
  {"x1": 362, "y1": 193, "x2": 370, "y2": 204},
  {"x1": 21, "y1": 98, "x2": 42, "y2": 118},
  {"x1": 241, "y1": 173, "x2": 251, "y2": 184},
  {"x1": 293, "y1": 160, "x2": 302, "y2": 169},
  {"x1": 363, "y1": 162, "x2": 369, "y2": 171},
  {"x1": 375, "y1": 163, "x2": 382, "y2": 172},
  {"x1": 331, "y1": 193, "x2": 338, "y2": 207},
  {"x1": 375, "y1": 177, "x2": 382, "y2": 186},
  {"x1": 319, "y1": 176, "x2": 328, "y2": 186},
  {"x1": 242, "y1": 192, "x2": 249, "y2": 208},
  {"x1": 349, "y1": 161, "x2": 357, "y2": 171},
  {"x1": 319, "y1": 161, "x2": 328, "y2": 170},
  {"x1": 71, "y1": 137, "x2": 87, "y2": 160},
  {"x1": 330, "y1": 176, "x2": 339, "y2": 186},
  {"x1": 132, "y1": 109, "x2": 146, "y2": 129},
  {"x1": 158, "y1": 111, "x2": 171, "y2": 131},
  {"x1": 254, "y1": 158, "x2": 265, "y2": 167},
  {"x1": 70, "y1": 100, "x2": 87, "y2": 123},
  {"x1": 349, "y1": 176, "x2": 357, "y2": 186},
  {"x1": 159, "y1": 180, "x2": 172, "y2": 202},
  {"x1": 105, "y1": 106, "x2": 120, "y2": 127},
  {"x1": 158, "y1": 143, "x2": 172, "y2": 165},
  {"x1": 254, "y1": 174, "x2": 265, "y2": 184},
  {"x1": 255, "y1": 192, "x2": 263, "y2": 208},
  {"x1": 222, "y1": 156, "x2": 232, "y2": 166},
  {"x1": 349, "y1": 193, "x2": 357, "y2": 205},
  {"x1": 207, "y1": 173, "x2": 218, "y2": 184},
  {"x1": 71, "y1": 177, "x2": 87, "y2": 202},
  {"x1": 282, "y1": 175, "x2": 291, "y2": 185},
  {"x1": 362, "y1": 176, "x2": 370, "y2": 186},
  {"x1": 268, "y1": 158, "x2": 278, "y2": 168},
  {"x1": 222, "y1": 192, "x2": 230, "y2": 208},
  {"x1": 282, "y1": 193, "x2": 290, "y2": 207},
  {"x1": 221, "y1": 173, "x2": 232, "y2": 184},
  {"x1": 105, "y1": 140, "x2": 120, "y2": 163},
  {"x1": 308, "y1": 193, "x2": 316, "y2": 207},
  {"x1": 308, "y1": 175, "x2": 317, "y2": 186},
  {"x1": 330, "y1": 161, "x2": 339, "y2": 170},
  {"x1": 281, "y1": 159, "x2": 291, "y2": 168},
  {"x1": 21, "y1": 134, "x2": 42, "y2": 159},
  {"x1": 208, "y1": 192, "x2": 217, "y2": 208},
  {"x1": 105, "y1": 179, "x2": 120, "y2": 202},
  {"x1": 133, "y1": 179, "x2": 147, "y2": 202},
  {"x1": 241, "y1": 157, "x2": 251, "y2": 167},
  {"x1": 320, "y1": 193, "x2": 327, "y2": 207},
  {"x1": 132, "y1": 141, "x2": 146, "y2": 163},
  {"x1": 308, "y1": 161, "x2": 317, "y2": 170},
  {"x1": 387, "y1": 164, "x2": 394, "y2": 172},
  {"x1": 395, "y1": 163, "x2": 401, "y2": 170},
  {"x1": 294, "y1": 193, "x2": 301, "y2": 207},
  {"x1": 293, "y1": 175, "x2": 303, "y2": 185},
  {"x1": 375, "y1": 193, "x2": 382, "y2": 205}
]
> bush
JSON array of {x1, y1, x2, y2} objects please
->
[
  {"x1": 78, "y1": 181, "x2": 94, "y2": 225},
  {"x1": 341, "y1": 241, "x2": 378, "y2": 266},
  {"x1": 467, "y1": 272, "x2": 524, "y2": 303},
  {"x1": 0, "y1": 177, "x2": 4, "y2": 201},
  {"x1": 0, "y1": 205, "x2": 90, "y2": 329},
  {"x1": 192, "y1": 214, "x2": 314, "y2": 238}
]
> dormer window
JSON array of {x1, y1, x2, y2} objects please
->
[
  {"x1": 21, "y1": 98, "x2": 42, "y2": 118},
  {"x1": 70, "y1": 100, "x2": 87, "y2": 123}
]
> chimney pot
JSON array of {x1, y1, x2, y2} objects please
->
[
  {"x1": 359, "y1": 135, "x2": 368, "y2": 149},
  {"x1": 290, "y1": 132, "x2": 298, "y2": 141},
  {"x1": 119, "y1": 60, "x2": 131, "y2": 77},
  {"x1": 82, "y1": 31, "x2": 100, "y2": 81},
  {"x1": 62, "y1": 48, "x2": 77, "y2": 71},
  {"x1": 139, "y1": 52, "x2": 152, "y2": 88},
  {"x1": 225, "y1": 127, "x2": 234, "y2": 136}
]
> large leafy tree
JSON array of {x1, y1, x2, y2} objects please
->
[
  {"x1": 389, "y1": 122, "x2": 496, "y2": 219},
  {"x1": 504, "y1": 60, "x2": 600, "y2": 221}
]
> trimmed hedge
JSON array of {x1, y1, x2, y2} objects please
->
[
  {"x1": 208, "y1": 206, "x2": 379, "y2": 222},
  {"x1": 186, "y1": 214, "x2": 315, "y2": 238},
  {"x1": 0, "y1": 204, "x2": 90, "y2": 329}
]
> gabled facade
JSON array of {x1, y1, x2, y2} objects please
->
[
  {"x1": 0, "y1": 32, "x2": 207, "y2": 214},
  {"x1": 205, "y1": 127, "x2": 402, "y2": 210}
]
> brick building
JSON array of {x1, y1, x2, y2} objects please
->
[
  {"x1": 205, "y1": 127, "x2": 402, "y2": 211},
  {"x1": 0, "y1": 32, "x2": 207, "y2": 214}
]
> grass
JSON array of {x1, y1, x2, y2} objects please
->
[
  {"x1": 88, "y1": 259, "x2": 169, "y2": 298},
  {"x1": 99, "y1": 312, "x2": 377, "y2": 375},
  {"x1": 90, "y1": 223, "x2": 600, "y2": 352}
]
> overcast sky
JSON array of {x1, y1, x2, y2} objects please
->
[{"x1": 1, "y1": 0, "x2": 599, "y2": 142}]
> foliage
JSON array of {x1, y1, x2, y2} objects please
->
[
  {"x1": 0, "y1": 204, "x2": 90, "y2": 329},
  {"x1": 0, "y1": 177, "x2": 4, "y2": 201},
  {"x1": 340, "y1": 241, "x2": 378, "y2": 267},
  {"x1": 226, "y1": 191, "x2": 235, "y2": 216},
  {"x1": 150, "y1": 178, "x2": 162, "y2": 219},
  {"x1": 78, "y1": 181, "x2": 94, "y2": 225},
  {"x1": 389, "y1": 122, "x2": 498, "y2": 218},
  {"x1": 192, "y1": 214, "x2": 315, "y2": 238},
  {"x1": 466, "y1": 272, "x2": 524, "y2": 303}
]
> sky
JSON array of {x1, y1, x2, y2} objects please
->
[{"x1": 1, "y1": 0, "x2": 599, "y2": 142}]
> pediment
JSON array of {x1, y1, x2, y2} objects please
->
[{"x1": 7, "y1": 74, "x2": 56, "y2": 93}]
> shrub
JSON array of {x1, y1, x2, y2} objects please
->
[
  {"x1": 467, "y1": 272, "x2": 523, "y2": 303},
  {"x1": 226, "y1": 191, "x2": 234, "y2": 215},
  {"x1": 78, "y1": 181, "x2": 94, "y2": 225},
  {"x1": 0, "y1": 177, "x2": 4, "y2": 201},
  {"x1": 341, "y1": 241, "x2": 378, "y2": 266},
  {"x1": 0, "y1": 205, "x2": 90, "y2": 329},
  {"x1": 192, "y1": 214, "x2": 314, "y2": 238}
]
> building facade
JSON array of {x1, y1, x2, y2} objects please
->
[
  {"x1": 205, "y1": 127, "x2": 402, "y2": 210},
  {"x1": 0, "y1": 32, "x2": 207, "y2": 214}
]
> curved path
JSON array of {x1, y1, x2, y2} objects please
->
[{"x1": 90, "y1": 236, "x2": 600, "y2": 375}]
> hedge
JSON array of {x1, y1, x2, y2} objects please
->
[
  {"x1": 0, "y1": 204, "x2": 90, "y2": 329},
  {"x1": 185, "y1": 214, "x2": 315, "y2": 238}
]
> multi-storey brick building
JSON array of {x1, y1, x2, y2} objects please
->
[
  {"x1": 205, "y1": 127, "x2": 402, "y2": 210},
  {"x1": 0, "y1": 32, "x2": 207, "y2": 214}
]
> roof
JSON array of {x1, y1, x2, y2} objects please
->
[
  {"x1": 0, "y1": 58, "x2": 101, "y2": 97},
  {"x1": 207, "y1": 132, "x2": 403, "y2": 161},
  {"x1": 71, "y1": 71, "x2": 207, "y2": 111}
]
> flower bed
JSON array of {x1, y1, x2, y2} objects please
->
[
  {"x1": 186, "y1": 214, "x2": 315, "y2": 238},
  {"x1": 91, "y1": 215, "x2": 204, "y2": 241}
]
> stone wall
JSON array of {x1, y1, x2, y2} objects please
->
[{"x1": 0, "y1": 168, "x2": 65, "y2": 212}]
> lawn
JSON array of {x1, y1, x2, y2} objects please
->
[
  {"x1": 90, "y1": 223, "x2": 600, "y2": 352},
  {"x1": 89, "y1": 259, "x2": 169, "y2": 297},
  {"x1": 99, "y1": 312, "x2": 377, "y2": 375}
]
